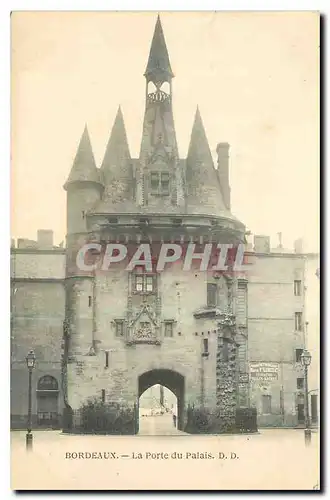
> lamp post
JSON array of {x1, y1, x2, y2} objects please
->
[
  {"x1": 25, "y1": 349, "x2": 36, "y2": 450},
  {"x1": 301, "y1": 349, "x2": 312, "y2": 445}
]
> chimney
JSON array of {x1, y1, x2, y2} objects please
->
[
  {"x1": 294, "y1": 238, "x2": 304, "y2": 254},
  {"x1": 216, "y1": 142, "x2": 231, "y2": 210},
  {"x1": 254, "y1": 235, "x2": 270, "y2": 253},
  {"x1": 37, "y1": 229, "x2": 54, "y2": 249}
]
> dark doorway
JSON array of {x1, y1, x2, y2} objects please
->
[
  {"x1": 311, "y1": 395, "x2": 318, "y2": 424},
  {"x1": 297, "y1": 403, "x2": 305, "y2": 424},
  {"x1": 138, "y1": 370, "x2": 184, "y2": 432},
  {"x1": 37, "y1": 375, "x2": 59, "y2": 428}
]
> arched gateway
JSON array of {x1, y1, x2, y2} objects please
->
[
  {"x1": 138, "y1": 370, "x2": 184, "y2": 430},
  {"x1": 63, "y1": 16, "x2": 252, "y2": 435}
]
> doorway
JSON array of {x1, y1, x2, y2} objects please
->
[
  {"x1": 36, "y1": 375, "x2": 59, "y2": 428},
  {"x1": 297, "y1": 403, "x2": 305, "y2": 424},
  {"x1": 138, "y1": 369, "x2": 184, "y2": 433}
]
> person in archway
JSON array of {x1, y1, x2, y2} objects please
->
[{"x1": 173, "y1": 412, "x2": 177, "y2": 428}]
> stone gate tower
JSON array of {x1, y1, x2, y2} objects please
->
[{"x1": 63, "y1": 16, "x2": 248, "y2": 432}]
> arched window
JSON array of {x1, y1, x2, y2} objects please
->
[{"x1": 37, "y1": 375, "x2": 59, "y2": 391}]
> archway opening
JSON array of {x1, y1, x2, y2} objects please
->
[
  {"x1": 139, "y1": 384, "x2": 178, "y2": 435},
  {"x1": 138, "y1": 369, "x2": 184, "y2": 434}
]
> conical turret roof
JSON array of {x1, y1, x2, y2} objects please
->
[
  {"x1": 185, "y1": 107, "x2": 229, "y2": 217},
  {"x1": 144, "y1": 15, "x2": 174, "y2": 83},
  {"x1": 92, "y1": 107, "x2": 135, "y2": 213},
  {"x1": 101, "y1": 106, "x2": 131, "y2": 180},
  {"x1": 64, "y1": 125, "x2": 102, "y2": 190}
]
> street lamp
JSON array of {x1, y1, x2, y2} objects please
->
[
  {"x1": 301, "y1": 349, "x2": 312, "y2": 445},
  {"x1": 25, "y1": 349, "x2": 36, "y2": 450}
]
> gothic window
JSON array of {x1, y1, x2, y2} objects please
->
[
  {"x1": 150, "y1": 171, "x2": 170, "y2": 196},
  {"x1": 133, "y1": 269, "x2": 156, "y2": 294}
]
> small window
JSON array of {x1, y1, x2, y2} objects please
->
[
  {"x1": 296, "y1": 348, "x2": 303, "y2": 362},
  {"x1": 297, "y1": 377, "x2": 304, "y2": 389},
  {"x1": 150, "y1": 172, "x2": 159, "y2": 191},
  {"x1": 135, "y1": 275, "x2": 144, "y2": 292},
  {"x1": 207, "y1": 283, "x2": 217, "y2": 307},
  {"x1": 115, "y1": 320, "x2": 124, "y2": 337},
  {"x1": 295, "y1": 312, "x2": 303, "y2": 331},
  {"x1": 82, "y1": 211, "x2": 85, "y2": 219},
  {"x1": 101, "y1": 389, "x2": 106, "y2": 403},
  {"x1": 294, "y1": 280, "x2": 302, "y2": 296},
  {"x1": 160, "y1": 172, "x2": 170, "y2": 194},
  {"x1": 105, "y1": 351, "x2": 109, "y2": 368},
  {"x1": 262, "y1": 395, "x2": 272, "y2": 414},
  {"x1": 133, "y1": 273, "x2": 156, "y2": 293},
  {"x1": 146, "y1": 276, "x2": 153, "y2": 292},
  {"x1": 164, "y1": 322, "x2": 173, "y2": 337},
  {"x1": 203, "y1": 338, "x2": 209, "y2": 354},
  {"x1": 150, "y1": 171, "x2": 170, "y2": 195},
  {"x1": 88, "y1": 295, "x2": 92, "y2": 307},
  {"x1": 222, "y1": 341, "x2": 229, "y2": 362}
]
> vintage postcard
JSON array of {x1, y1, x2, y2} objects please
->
[{"x1": 10, "y1": 11, "x2": 320, "y2": 491}]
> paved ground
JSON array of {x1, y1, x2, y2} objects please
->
[
  {"x1": 138, "y1": 413, "x2": 185, "y2": 435},
  {"x1": 11, "y1": 419, "x2": 320, "y2": 491}
]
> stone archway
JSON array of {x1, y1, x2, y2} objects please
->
[{"x1": 138, "y1": 369, "x2": 185, "y2": 430}]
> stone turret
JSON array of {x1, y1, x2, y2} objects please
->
[{"x1": 64, "y1": 126, "x2": 103, "y2": 235}]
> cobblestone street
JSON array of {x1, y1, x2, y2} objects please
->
[{"x1": 11, "y1": 423, "x2": 319, "y2": 490}]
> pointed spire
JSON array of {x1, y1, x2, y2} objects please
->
[
  {"x1": 187, "y1": 107, "x2": 214, "y2": 166},
  {"x1": 186, "y1": 107, "x2": 228, "y2": 216},
  {"x1": 101, "y1": 106, "x2": 131, "y2": 177},
  {"x1": 93, "y1": 107, "x2": 134, "y2": 213},
  {"x1": 64, "y1": 125, "x2": 101, "y2": 190},
  {"x1": 144, "y1": 15, "x2": 174, "y2": 83}
]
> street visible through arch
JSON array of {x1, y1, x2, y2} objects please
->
[{"x1": 137, "y1": 369, "x2": 186, "y2": 435}]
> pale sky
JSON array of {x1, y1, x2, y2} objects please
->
[{"x1": 11, "y1": 11, "x2": 319, "y2": 251}]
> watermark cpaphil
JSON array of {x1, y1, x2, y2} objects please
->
[{"x1": 73, "y1": 242, "x2": 250, "y2": 274}]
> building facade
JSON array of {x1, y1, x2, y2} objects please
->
[{"x1": 10, "y1": 17, "x2": 319, "y2": 431}]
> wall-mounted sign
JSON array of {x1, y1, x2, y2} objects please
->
[{"x1": 249, "y1": 362, "x2": 279, "y2": 381}]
